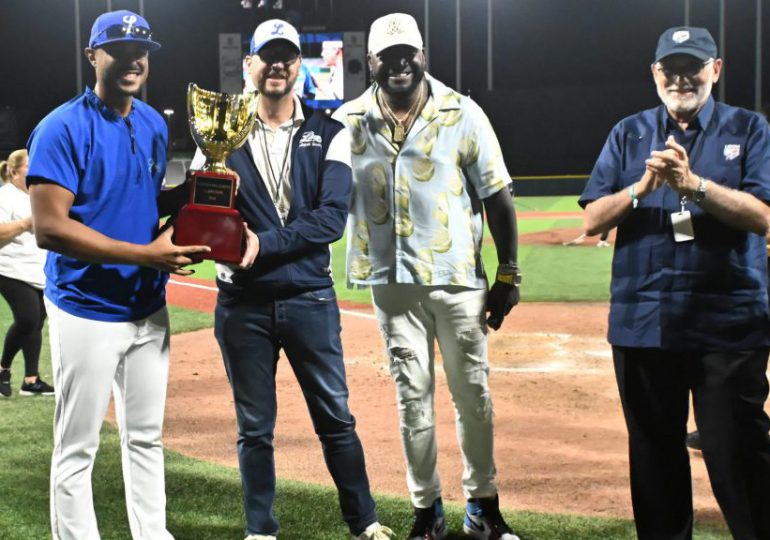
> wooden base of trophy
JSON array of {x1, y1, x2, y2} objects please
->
[{"x1": 173, "y1": 171, "x2": 244, "y2": 263}]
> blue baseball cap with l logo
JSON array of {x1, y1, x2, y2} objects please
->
[
  {"x1": 250, "y1": 19, "x2": 301, "y2": 55},
  {"x1": 89, "y1": 10, "x2": 161, "y2": 51}
]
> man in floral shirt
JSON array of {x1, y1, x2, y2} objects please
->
[{"x1": 334, "y1": 12, "x2": 521, "y2": 540}]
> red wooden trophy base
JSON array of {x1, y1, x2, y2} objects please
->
[{"x1": 173, "y1": 171, "x2": 244, "y2": 263}]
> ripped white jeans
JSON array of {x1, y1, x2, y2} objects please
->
[{"x1": 371, "y1": 284, "x2": 497, "y2": 508}]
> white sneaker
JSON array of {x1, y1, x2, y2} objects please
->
[
  {"x1": 463, "y1": 496, "x2": 521, "y2": 540},
  {"x1": 596, "y1": 240, "x2": 611, "y2": 248},
  {"x1": 351, "y1": 522, "x2": 395, "y2": 539},
  {"x1": 245, "y1": 535, "x2": 276, "y2": 540}
]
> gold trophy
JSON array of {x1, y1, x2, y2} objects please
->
[{"x1": 173, "y1": 83, "x2": 258, "y2": 263}]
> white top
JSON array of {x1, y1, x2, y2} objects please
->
[
  {"x1": 0, "y1": 183, "x2": 46, "y2": 289},
  {"x1": 248, "y1": 95, "x2": 306, "y2": 224}
]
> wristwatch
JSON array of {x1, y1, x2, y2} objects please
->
[
  {"x1": 496, "y1": 263, "x2": 522, "y2": 287},
  {"x1": 692, "y1": 176, "x2": 708, "y2": 203}
]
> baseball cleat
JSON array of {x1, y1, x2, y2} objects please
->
[
  {"x1": 408, "y1": 498, "x2": 448, "y2": 540},
  {"x1": 462, "y1": 495, "x2": 520, "y2": 540}
]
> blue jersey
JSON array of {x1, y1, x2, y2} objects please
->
[
  {"x1": 27, "y1": 87, "x2": 168, "y2": 322},
  {"x1": 580, "y1": 97, "x2": 770, "y2": 350}
]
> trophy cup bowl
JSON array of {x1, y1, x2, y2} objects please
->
[{"x1": 173, "y1": 83, "x2": 258, "y2": 263}]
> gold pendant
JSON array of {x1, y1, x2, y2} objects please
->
[{"x1": 393, "y1": 123, "x2": 405, "y2": 143}]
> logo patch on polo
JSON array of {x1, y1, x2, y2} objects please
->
[
  {"x1": 723, "y1": 144, "x2": 741, "y2": 161},
  {"x1": 672, "y1": 30, "x2": 690, "y2": 43},
  {"x1": 298, "y1": 131, "x2": 323, "y2": 148}
]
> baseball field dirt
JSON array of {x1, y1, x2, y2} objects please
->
[{"x1": 161, "y1": 231, "x2": 745, "y2": 528}]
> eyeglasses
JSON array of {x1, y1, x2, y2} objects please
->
[
  {"x1": 95, "y1": 24, "x2": 153, "y2": 42},
  {"x1": 257, "y1": 49, "x2": 299, "y2": 66},
  {"x1": 654, "y1": 59, "x2": 713, "y2": 79}
]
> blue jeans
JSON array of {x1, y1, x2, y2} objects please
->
[{"x1": 214, "y1": 286, "x2": 377, "y2": 537}]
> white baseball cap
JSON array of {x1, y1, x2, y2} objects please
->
[
  {"x1": 250, "y1": 19, "x2": 301, "y2": 54},
  {"x1": 368, "y1": 13, "x2": 423, "y2": 56}
]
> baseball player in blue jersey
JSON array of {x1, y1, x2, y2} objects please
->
[{"x1": 27, "y1": 10, "x2": 209, "y2": 540}]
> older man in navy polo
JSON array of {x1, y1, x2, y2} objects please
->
[{"x1": 580, "y1": 27, "x2": 770, "y2": 540}]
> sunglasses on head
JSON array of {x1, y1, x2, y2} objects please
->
[{"x1": 96, "y1": 24, "x2": 153, "y2": 42}]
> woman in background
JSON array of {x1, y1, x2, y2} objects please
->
[{"x1": 0, "y1": 149, "x2": 53, "y2": 397}]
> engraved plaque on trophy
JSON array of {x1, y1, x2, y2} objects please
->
[{"x1": 173, "y1": 83, "x2": 258, "y2": 263}]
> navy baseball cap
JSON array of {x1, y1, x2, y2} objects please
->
[
  {"x1": 655, "y1": 27, "x2": 717, "y2": 63},
  {"x1": 89, "y1": 10, "x2": 161, "y2": 51}
]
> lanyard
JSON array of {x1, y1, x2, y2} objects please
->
[{"x1": 257, "y1": 114, "x2": 295, "y2": 223}]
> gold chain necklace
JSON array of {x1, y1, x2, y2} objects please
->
[{"x1": 378, "y1": 81, "x2": 425, "y2": 143}]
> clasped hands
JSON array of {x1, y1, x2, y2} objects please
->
[{"x1": 639, "y1": 135, "x2": 699, "y2": 198}]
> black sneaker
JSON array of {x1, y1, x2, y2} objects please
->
[
  {"x1": 686, "y1": 430, "x2": 701, "y2": 451},
  {"x1": 408, "y1": 498, "x2": 448, "y2": 540},
  {"x1": 19, "y1": 377, "x2": 55, "y2": 396},
  {"x1": 0, "y1": 369, "x2": 10, "y2": 398},
  {"x1": 463, "y1": 495, "x2": 520, "y2": 540}
]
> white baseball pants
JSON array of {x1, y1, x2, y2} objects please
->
[
  {"x1": 46, "y1": 300, "x2": 174, "y2": 540},
  {"x1": 371, "y1": 284, "x2": 497, "y2": 508}
]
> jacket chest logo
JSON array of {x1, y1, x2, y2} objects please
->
[{"x1": 299, "y1": 131, "x2": 323, "y2": 148}]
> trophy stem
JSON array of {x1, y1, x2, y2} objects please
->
[{"x1": 200, "y1": 160, "x2": 229, "y2": 174}]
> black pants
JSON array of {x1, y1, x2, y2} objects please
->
[
  {"x1": 613, "y1": 347, "x2": 770, "y2": 540},
  {"x1": 0, "y1": 275, "x2": 46, "y2": 377}
]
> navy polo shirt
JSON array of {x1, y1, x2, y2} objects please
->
[
  {"x1": 580, "y1": 97, "x2": 770, "y2": 350},
  {"x1": 27, "y1": 88, "x2": 168, "y2": 322}
]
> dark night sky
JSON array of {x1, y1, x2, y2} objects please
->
[{"x1": 1, "y1": 0, "x2": 769, "y2": 174}]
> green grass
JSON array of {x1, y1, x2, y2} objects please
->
[
  {"x1": 184, "y1": 196, "x2": 608, "y2": 304},
  {"x1": 514, "y1": 195, "x2": 582, "y2": 213},
  {"x1": 518, "y1": 217, "x2": 582, "y2": 235},
  {"x1": 168, "y1": 304, "x2": 214, "y2": 333},
  {"x1": 0, "y1": 296, "x2": 730, "y2": 539}
]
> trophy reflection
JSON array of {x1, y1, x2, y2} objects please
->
[{"x1": 174, "y1": 83, "x2": 258, "y2": 263}]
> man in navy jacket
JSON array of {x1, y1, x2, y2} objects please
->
[{"x1": 194, "y1": 19, "x2": 393, "y2": 540}]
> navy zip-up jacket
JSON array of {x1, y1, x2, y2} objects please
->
[{"x1": 219, "y1": 105, "x2": 352, "y2": 298}]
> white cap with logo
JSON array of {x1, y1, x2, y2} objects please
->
[
  {"x1": 250, "y1": 19, "x2": 301, "y2": 54},
  {"x1": 368, "y1": 13, "x2": 423, "y2": 56}
]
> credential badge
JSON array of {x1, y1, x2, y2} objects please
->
[
  {"x1": 672, "y1": 30, "x2": 690, "y2": 43},
  {"x1": 723, "y1": 144, "x2": 741, "y2": 161}
]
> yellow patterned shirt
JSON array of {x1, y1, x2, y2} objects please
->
[{"x1": 333, "y1": 74, "x2": 511, "y2": 288}]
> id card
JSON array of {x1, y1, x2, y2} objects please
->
[{"x1": 671, "y1": 211, "x2": 695, "y2": 242}]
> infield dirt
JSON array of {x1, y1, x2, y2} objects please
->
[{"x1": 161, "y1": 267, "x2": 739, "y2": 527}]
